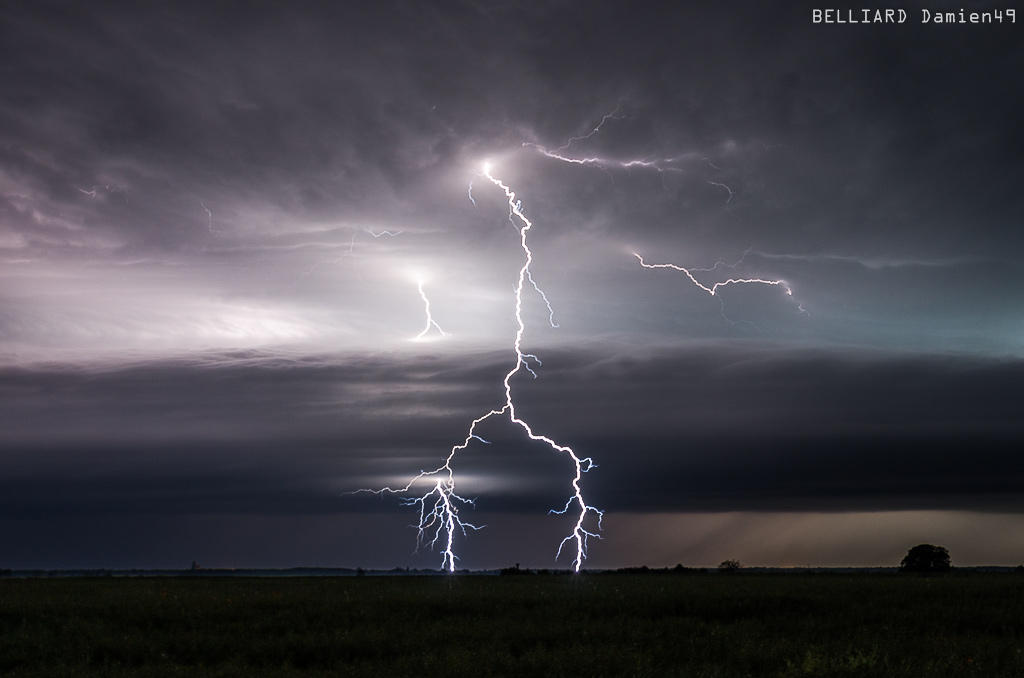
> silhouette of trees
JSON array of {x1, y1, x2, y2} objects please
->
[
  {"x1": 499, "y1": 563, "x2": 528, "y2": 576},
  {"x1": 899, "y1": 544, "x2": 951, "y2": 573},
  {"x1": 718, "y1": 559, "x2": 742, "y2": 573}
]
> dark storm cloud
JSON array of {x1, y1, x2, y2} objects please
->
[
  {"x1": 0, "y1": 349, "x2": 505, "y2": 443},
  {"x1": 4, "y1": 1, "x2": 1018, "y2": 257},
  {"x1": 0, "y1": 1, "x2": 588, "y2": 245},
  {"x1": 509, "y1": 345, "x2": 1024, "y2": 511},
  {"x1": 2, "y1": 346, "x2": 1021, "y2": 519}
]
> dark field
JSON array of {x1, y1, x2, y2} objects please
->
[{"x1": 1, "y1": 573, "x2": 1023, "y2": 677}]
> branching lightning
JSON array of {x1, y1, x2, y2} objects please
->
[
  {"x1": 355, "y1": 107, "x2": 792, "y2": 571},
  {"x1": 357, "y1": 162, "x2": 602, "y2": 572},
  {"x1": 481, "y1": 164, "x2": 601, "y2": 573}
]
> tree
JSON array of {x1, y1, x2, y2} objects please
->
[
  {"x1": 899, "y1": 544, "x2": 951, "y2": 573},
  {"x1": 718, "y1": 559, "x2": 742, "y2": 573}
]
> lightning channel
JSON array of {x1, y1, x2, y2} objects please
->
[
  {"x1": 522, "y1": 143, "x2": 691, "y2": 174},
  {"x1": 358, "y1": 162, "x2": 601, "y2": 572},
  {"x1": 354, "y1": 111, "x2": 796, "y2": 571},
  {"x1": 634, "y1": 253, "x2": 792, "y2": 297},
  {"x1": 521, "y1": 106, "x2": 741, "y2": 209},
  {"x1": 634, "y1": 252, "x2": 796, "y2": 327},
  {"x1": 478, "y1": 164, "x2": 603, "y2": 571},
  {"x1": 526, "y1": 269, "x2": 559, "y2": 328},
  {"x1": 414, "y1": 279, "x2": 449, "y2": 340},
  {"x1": 646, "y1": 248, "x2": 810, "y2": 318},
  {"x1": 550, "y1": 101, "x2": 625, "y2": 153}
]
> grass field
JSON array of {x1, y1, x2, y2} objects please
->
[{"x1": 1, "y1": 572, "x2": 1022, "y2": 677}]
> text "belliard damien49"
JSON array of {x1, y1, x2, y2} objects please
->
[{"x1": 813, "y1": 8, "x2": 1016, "y2": 23}]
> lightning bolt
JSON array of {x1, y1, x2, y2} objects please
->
[
  {"x1": 357, "y1": 162, "x2": 602, "y2": 572},
  {"x1": 549, "y1": 101, "x2": 625, "y2": 153},
  {"x1": 522, "y1": 143, "x2": 691, "y2": 173},
  {"x1": 521, "y1": 105, "x2": 691, "y2": 174},
  {"x1": 351, "y1": 110, "x2": 795, "y2": 571},
  {"x1": 634, "y1": 253, "x2": 792, "y2": 297},
  {"x1": 481, "y1": 163, "x2": 602, "y2": 571},
  {"x1": 413, "y1": 279, "x2": 449, "y2": 340},
  {"x1": 634, "y1": 252, "x2": 795, "y2": 328},
  {"x1": 526, "y1": 269, "x2": 559, "y2": 328},
  {"x1": 521, "y1": 105, "x2": 683, "y2": 173},
  {"x1": 522, "y1": 105, "x2": 745, "y2": 208}
]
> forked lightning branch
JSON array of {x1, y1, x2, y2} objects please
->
[
  {"x1": 356, "y1": 162, "x2": 603, "y2": 573},
  {"x1": 356, "y1": 109, "x2": 799, "y2": 572}
]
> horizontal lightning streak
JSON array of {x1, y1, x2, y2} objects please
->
[
  {"x1": 634, "y1": 253, "x2": 792, "y2": 297},
  {"x1": 522, "y1": 144, "x2": 686, "y2": 173}
]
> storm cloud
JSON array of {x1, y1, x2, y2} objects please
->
[{"x1": 1, "y1": 0, "x2": 1022, "y2": 569}]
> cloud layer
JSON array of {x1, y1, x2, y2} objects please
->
[{"x1": 1, "y1": 0, "x2": 1022, "y2": 568}]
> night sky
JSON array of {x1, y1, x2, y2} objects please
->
[{"x1": 2, "y1": 0, "x2": 1023, "y2": 571}]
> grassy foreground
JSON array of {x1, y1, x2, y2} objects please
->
[{"x1": 1, "y1": 572, "x2": 1023, "y2": 677}]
